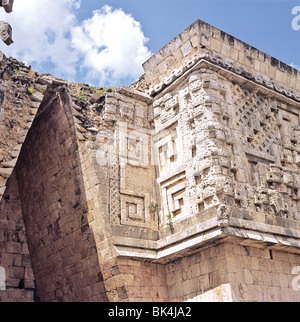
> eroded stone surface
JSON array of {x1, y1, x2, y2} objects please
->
[
  {"x1": 0, "y1": 21, "x2": 13, "y2": 45},
  {"x1": 1, "y1": 0, "x2": 14, "y2": 13}
]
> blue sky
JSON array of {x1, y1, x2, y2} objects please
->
[
  {"x1": 0, "y1": 0, "x2": 299, "y2": 87},
  {"x1": 99, "y1": 0, "x2": 300, "y2": 62}
]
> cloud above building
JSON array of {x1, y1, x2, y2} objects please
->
[
  {"x1": 290, "y1": 62, "x2": 300, "y2": 71},
  {"x1": 0, "y1": 0, "x2": 152, "y2": 86},
  {"x1": 71, "y1": 5, "x2": 152, "y2": 85}
]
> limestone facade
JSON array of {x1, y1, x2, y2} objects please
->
[{"x1": 0, "y1": 20, "x2": 300, "y2": 302}]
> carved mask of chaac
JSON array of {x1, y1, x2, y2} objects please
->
[{"x1": 0, "y1": 0, "x2": 14, "y2": 45}]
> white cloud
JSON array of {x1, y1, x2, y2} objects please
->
[
  {"x1": 0, "y1": 1, "x2": 151, "y2": 86},
  {"x1": 290, "y1": 62, "x2": 300, "y2": 71},
  {"x1": 71, "y1": 5, "x2": 152, "y2": 85},
  {"x1": 0, "y1": 0, "x2": 80, "y2": 79}
]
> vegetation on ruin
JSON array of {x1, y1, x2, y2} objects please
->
[{"x1": 26, "y1": 86, "x2": 34, "y2": 95}]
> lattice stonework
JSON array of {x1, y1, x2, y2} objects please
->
[
  {"x1": 232, "y1": 85, "x2": 280, "y2": 154},
  {"x1": 228, "y1": 81, "x2": 300, "y2": 220}
]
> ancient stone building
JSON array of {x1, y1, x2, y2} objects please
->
[{"x1": 0, "y1": 20, "x2": 300, "y2": 302}]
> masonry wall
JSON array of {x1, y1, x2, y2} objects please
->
[
  {"x1": 164, "y1": 243, "x2": 300, "y2": 302},
  {"x1": 15, "y1": 90, "x2": 108, "y2": 302},
  {"x1": 0, "y1": 56, "x2": 47, "y2": 202},
  {"x1": 0, "y1": 170, "x2": 35, "y2": 302},
  {"x1": 76, "y1": 89, "x2": 169, "y2": 302},
  {"x1": 165, "y1": 244, "x2": 231, "y2": 302},
  {"x1": 141, "y1": 20, "x2": 300, "y2": 92},
  {"x1": 114, "y1": 258, "x2": 168, "y2": 302},
  {"x1": 225, "y1": 244, "x2": 300, "y2": 302}
]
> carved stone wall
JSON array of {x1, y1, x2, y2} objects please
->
[
  {"x1": 151, "y1": 69, "x2": 237, "y2": 227},
  {"x1": 227, "y1": 80, "x2": 300, "y2": 222},
  {"x1": 147, "y1": 51, "x2": 300, "y2": 235},
  {"x1": 1, "y1": 19, "x2": 300, "y2": 302}
]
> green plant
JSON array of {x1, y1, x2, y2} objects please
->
[
  {"x1": 166, "y1": 214, "x2": 175, "y2": 234},
  {"x1": 89, "y1": 86, "x2": 110, "y2": 99},
  {"x1": 68, "y1": 83, "x2": 83, "y2": 97},
  {"x1": 108, "y1": 87, "x2": 116, "y2": 93},
  {"x1": 14, "y1": 68, "x2": 22, "y2": 75},
  {"x1": 264, "y1": 177, "x2": 268, "y2": 189},
  {"x1": 27, "y1": 87, "x2": 34, "y2": 95},
  {"x1": 148, "y1": 202, "x2": 159, "y2": 214},
  {"x1": 89, "y1": 85, "x2": 98, "y2": 94},
  {"x1": 78, "y1": 93, "x2": 87, "y2": 102}
]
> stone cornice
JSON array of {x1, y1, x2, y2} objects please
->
[
  {"x1": 112, "y1": 203, "x2": 300, "y2": 263},
  {"x1": 113, "y1": 221, "x2": 300, "y2": 264},
  {"x1": 146, "y1": 52, "x2": 300, "y2": 103}
]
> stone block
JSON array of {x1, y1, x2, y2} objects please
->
[
  {"x1": 0, "y1": 21, "x2": 13, "y2": 45},
  {"x1": 0, "y1": 167, "x2": 12, "y2": 178},
  {"x1": 1, "y1": 0, "x2": 14, "y2": 13},
  {"x1": 30, "y1": 91, "x2": 44, "y2": 102},
  {"x1": 6, "y1": 242, "x2": 21, "y2": 254},
  {"x1": 7, "y1": 266, "x2": 24, "y2": 280}
]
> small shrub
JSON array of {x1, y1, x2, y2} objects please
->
[
  {"x1": 27, "y1": 87, "x2": 34, "y2": 95},
  {"x1": 166, "y1": 214, "x2": 175, "y2": 234},
  {"x1": 148, "y1": 202, "x2": 159, "y2": 214},
  {"x1": 78, "y1": 93, "x2": 87, "y2": 102}
]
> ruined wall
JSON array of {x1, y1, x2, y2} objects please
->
[
  {"x1": 0, "y1": 170, "x2": 35, "y2": 302},
  {"x1": 15, "y1": 89, "x2": 108, "y2": 302},
  {"x1": 0, "y1": 55, "x2": 47, "y2": 202},
  {"x1": 0, "y1": 55, "x2": 49, "y2": 302}
]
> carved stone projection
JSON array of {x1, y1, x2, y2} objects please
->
[
  {"x1": 0, "y1": 21, "x2": 13, "y2": 45},
  {"x1": 1, "y1": 0, "x2": 14, "y2": 13},
  {"x1": 0, "y1": 0, "x2": 13, "y2": 45}
]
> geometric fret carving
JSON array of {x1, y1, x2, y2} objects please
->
[{"x1": 232, "y1": 86, "x2": 280, "y2": 155}]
